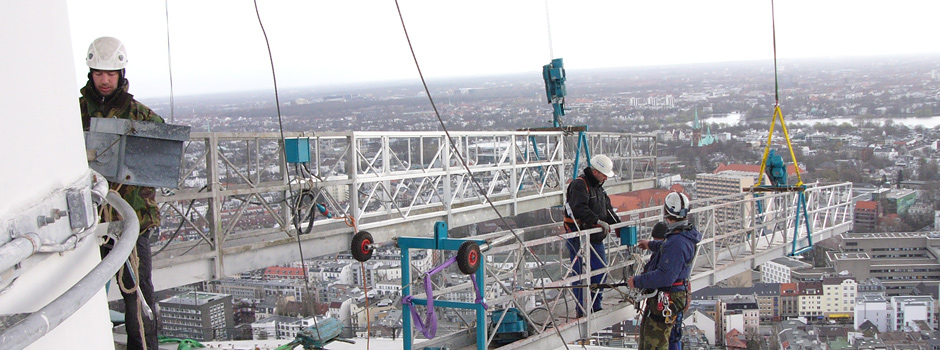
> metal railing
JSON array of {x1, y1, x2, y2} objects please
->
[
  {"x1": 414, "y1": 181, "x2": 853, "y2": 350},
  {"x1": 152, "y1": 130, "x2": 656, "y2": 287}
]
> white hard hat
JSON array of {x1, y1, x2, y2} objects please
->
[
  {"x1": 86, "y1": 37, "x2": 127, "y2": 70},
  {"x1": 664, "y1": 191, "x2": 691, "y2": 219},
  {"x1": 591, "y1": 154, "x2": 615, "y2": 178}
]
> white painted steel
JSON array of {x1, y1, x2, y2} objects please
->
[
  {"x1": 152, "y1": 130, "x2": 657, "y2": 289},
  {"x1": 0, "y1": 1, "x2": 116, "y2": 349},
  {"x1": 417, "y1": 182, "x2": 853, "y2": 349}
]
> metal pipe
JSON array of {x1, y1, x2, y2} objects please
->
[
  {"x1": 0, "y1": 192, "x2": 140, "y2": 350},
  {"x1": 0, "y1": 233, "x2": 40, "y2": 273}
]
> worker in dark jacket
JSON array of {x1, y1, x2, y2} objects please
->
[
  {"x1": 564, "y1": 154, "x2": 620, "y2": 317},
  {"x1": 629, "y1": 191, "x2": 701, "y2": 350}
]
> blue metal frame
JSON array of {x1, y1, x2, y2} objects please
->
[
  {"x1": 399, "y1": 222, "x2": 487, "y2": 350},
  {"x1": 790, "y1": 191, "x2": 813, "y2": 255}
]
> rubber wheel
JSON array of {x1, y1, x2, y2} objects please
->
[
  {"x1": 351, "y1": 231, "x2": 374, "y2": 262},
  {"x1": 457, "y1": 241, "x2": 481, "y2": 275}
]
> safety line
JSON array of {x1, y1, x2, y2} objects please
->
[
  {"x1": 544, "y1": 0, "x2": 554, "y2": 60},
  {"x1": 392, "y1": 2, "x2": 571, "y2": 348},
  {"x1": 164, "y1": 0, "x2": 175, "y2": 123},
  {"x1": 771, "y1": 0, "x2": 779, "y2": 103},
  {"x1": 253, "y1": 0, "x2": 323, "y2": 343}
]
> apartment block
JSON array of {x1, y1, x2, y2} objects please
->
[
  {"x1": 891, "y1": 296, "x2": 936, "y2": 331},
  {"x1": 855, "y1": 294, "x2": 891, "y2": 332},
  {"x1": 821, "y1": 277, "x2": 857, "y2": 319},
  {"x1": 798, "y1": 281, "x2": 823, "y2": 318},
  {"x1": 695, "y1": 171, "x2": 755, "y2": 230},
  {"x1": 159, "y1": 291, "x2": 234, "y2": 341},
  {"x1": 853, "y1": 200, "x2": 880, "y2": 232}
]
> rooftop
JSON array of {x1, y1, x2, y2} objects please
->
[
  {"x1": 714, "y1": 163, "x2": 804, "y2": 176},
  {"x1": 160, "y1": 291, "x2": 230, "y2": 306},
  {"x1": 770, "y1": 257, "x2": 813, "y2": 269},
  {"x1": 845, "y1": 232, "x2": 924, "y2": 239}
]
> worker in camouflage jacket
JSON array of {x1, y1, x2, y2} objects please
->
[
  {"x1": 80, "y1": 36, "x2": 161, "y2": 350},
  {"x1": 629, "y1": 192, "x2": 701, "y2": 350}
]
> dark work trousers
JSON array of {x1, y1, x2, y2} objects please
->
[
  {"x1": 101, "y1": 228, "x2": 157, "y2": 350},
  {"x1": 565, "y1": 235, "x2": 606, "y2": 317}
]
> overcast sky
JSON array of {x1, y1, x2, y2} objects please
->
[{"x1": 67, "y1": 0, "x2": 940, "y2": 99}]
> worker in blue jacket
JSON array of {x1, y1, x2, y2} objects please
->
[{"x1": 628, "y1": 192, "x2": 701, "y2": 350}]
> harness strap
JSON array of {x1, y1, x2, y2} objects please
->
[{"x1": 563, "y1": 177, "x2": 593, "y2": 227}]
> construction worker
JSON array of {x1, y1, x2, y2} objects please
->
[
  {"x1": 642, "y1": 221, "x2": 685, "y2": 350},
  {"x1": 628, "y1": 192, "x2": 701, "y2": 350},
  {"x1": 81, "y1": 36, "x2": 162, "y2": 350},
  {"x1": 563, "y1": 154, "x2": 620, "y2": 317}
]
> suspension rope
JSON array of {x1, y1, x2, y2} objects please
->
[
  {"x1": 253, "y1": 0, "x2": 324, "y2": 344},
  {"x1": 361, "y1": 262, "x2": 371, "y2": 350},
  {"x1": 543, "y1": 0, "x2": 554, "y2": 59},
  {"x1": 163, "y1": 0, "x2": 175, "y2": 123},
  {"x1": 392, "y1": 2, "x2": 571, "y2": 347},
  {"x1": 771, "y1": 0, "x2": 779, "y2": 104}
]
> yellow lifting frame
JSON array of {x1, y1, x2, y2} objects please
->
[{"x1": 755, "y1": 103, "x2": 804, "y2": 188}]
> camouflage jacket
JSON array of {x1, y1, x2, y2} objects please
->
[{"x1": 81, "y1": 81, "x2": 164, "y2": 231}]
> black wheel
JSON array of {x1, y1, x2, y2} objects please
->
[
  {"x1": 351, "y1": 231, "x2": 374, "y2": 262},
  {"x1": 457, "y1": 241, "x2": 481, "y2": 275}
]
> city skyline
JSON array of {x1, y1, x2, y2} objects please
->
[{"x1": 68, "y1": 0, "x2": 940, "y2": 98}]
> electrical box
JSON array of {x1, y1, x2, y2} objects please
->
[
  {"x1": 284, "y1": 137, "x2": 310, "y2": 163},
  {"x1": 85, "y1": 118, "x2": 190, "y2": 188},
  {"x1": 620, "y1": 226, "x2": 638, "y2": 247}
]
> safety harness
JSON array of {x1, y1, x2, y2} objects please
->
[{"x1": 644, "y1": 224, "x2": 698, "y2": 325}]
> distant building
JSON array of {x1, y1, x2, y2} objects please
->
[
  {"x1": 798, "y1": 281, "x2": 823, "y2": 319},
  {"x1": 853, "y1": 200, "x2": 880, "y2": 232},
  {"x1": 263, "y1": 266, "x2": 306, "y2": 281},
  {"x1": 720, "y1": 294, "x2": 759, "y2": 334},
  {"x1": 830, "y1": 232, "x2": 940, "y2": 295},
  {"x1": 821, "y1": 277, "x2": 857, "y2": 319},
  {"x1": 213, "y1": 278, "x2": 267, "y2": 303},
  {"x1": 693, "y1": 283, "x2": 780, "y2": 322},
  {"x1": 780, "y1": 283, "x2": 800, "y2": 319},
  {"x1": 277, "y1": 317, "x2": 328, "y2": 340},
  {"x1": 875, "y1": 188, "x2": 917, "y2": 215},
  {"x1": 761, "y1": 257, "x2": 812, "y2": 283},
  {"x1": 683, "y1": 309, "x2": 717, "y2": 345},
  {"x1": 891, "y1": 295, "x2": 936, "y2": 331},
  {"x1": 159, "y1": 291, "x2": 234, "y2": 341},
  {"x1": 695, "y1": 171, "x2": 755, "y2": 230},
  {"x1": 687, "y1": 299, "x2": 722, "y2": 345},
  {"x1": 251, "y1": 315, "x2": 299, "y2": 340},
  {"x1": 855, "y1": 294, "x2": 890, "y2": 333}
]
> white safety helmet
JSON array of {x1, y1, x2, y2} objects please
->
[
  {"x1": 591, "y1": 154, "x2": 615, "y2": 178},
  {"x1": 86, "y1": 37, "x2": 128, "y2": 70},
  {"x1": 664, "y1": 191, "x2": 691, "y2": 219}
]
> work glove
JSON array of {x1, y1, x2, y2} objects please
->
[{"x1": 591, "y1": 221, "x2": 611, "y2": 244}]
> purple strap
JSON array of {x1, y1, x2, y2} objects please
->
[
  {"x1": 402, "y1": 254, "x2": 490, "y2": 339},
  {"x1": 471, "y1": 273, "x2": 488, "y2": 310},
  {"x1": 401, "y1": 255, "x2": 490, "y2": 339},
  {"x1": 402, "y1": 257, "x2": 456, "y2": 338}
]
